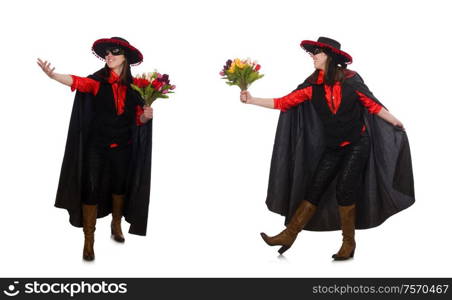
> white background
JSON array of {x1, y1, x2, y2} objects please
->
[{"x1": 1, "y1": 0, "x2": 451, "y2": 277}]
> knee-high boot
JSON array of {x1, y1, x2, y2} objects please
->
[
  {"x1": 82, "y1": 204, "x2": 97, "y2": 261},
  {"x1": 332, "y1": 204, "x2": 356, "y2": 260},
  {"x1": 260, "y1": 200, "x2": 317, "y2": 254},
  {"x1": 111, "y1": 194, "x2": 125, "y2": 243}
]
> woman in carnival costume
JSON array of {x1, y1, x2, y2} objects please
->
[
  {"x1": 240, "y1": 37, "x2": 415, "y2": 260},
  {"x1": 37, "y1": 37, "x2": 153, "y2": 261}
]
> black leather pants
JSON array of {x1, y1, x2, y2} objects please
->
[{"x1": 306, "y1": 135, "x2": 370, "y2": 206}]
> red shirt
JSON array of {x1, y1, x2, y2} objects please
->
[
  {"x1": 274, "y1": 71, "x2": 382, "y2": 147},
  {"x1": 70, "y1": 71, "x2": 145, "y2": 148},
  {"x1": 70, "y1": 71, "x2": 144, "y2": 126},
  {"x1": 274, "y1": 70, "x2": 382, "y2": 114}
]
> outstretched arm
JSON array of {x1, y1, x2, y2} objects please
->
[
  {"x1": 377, "y1": 107, "x2": 404, "y2": 128},
  {"x1": 240, "y1": 91, "x2": 275, "y2": 108},
  {"x1": 241, "y1": 87, "x2": 312, "y2": 111},
  {"x1": 355, "y1": 90, "x2": 404, "y2": 128},
  {"x1": 37, "y1": 58, "x2": 73, "y2": 87}
]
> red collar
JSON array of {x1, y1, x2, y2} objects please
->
[
  {"x1": 316, "y1": 70, "x2": 325, "y2": 84},
  {"x1": 108, "y1": 70, "x2": 121, "y2": 84}
]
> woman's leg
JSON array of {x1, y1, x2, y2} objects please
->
[
  {"x1": 261, "y1": 149, "x2": 343, "y2": 254},
  {"x1": 82, "y1": 204, "x2": 97, "y2": 261},
  {"x1": 333, "y1": 136, "x2": 370, "y2": 260},
  {"x1": 306, "y1": 149, "x2": 344, "y2": 205},
  {"x1": 109, "y1": 146, "x2": 132, "y2": 243},
  {"x1": 81, "y1": 146, "x2": 105, "y2": 261}
]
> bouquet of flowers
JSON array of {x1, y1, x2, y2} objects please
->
[
  {"x1": 131, "y1": 71, "x2": 176, "y2": 106},
  {"x1": 220, "y1": 58, "x2": 264, "y2": 91}
]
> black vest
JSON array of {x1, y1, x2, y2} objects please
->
[
  {"x1": 311, "y1": 83, "x2": 364, "y2": 148},
  {"x1": 89, "y1": 83, "x2": 137, "y2": 147}
]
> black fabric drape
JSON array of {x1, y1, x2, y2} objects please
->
[
  {"x1": 265, "y1": 72, "x2": 415, "y2": 231},
  {"x1": 54, "y1": 71, "x2": 153, "y2": 236}
]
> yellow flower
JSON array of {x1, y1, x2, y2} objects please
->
[{"x1": 234, "y1": 58, "x2": 246, "y2": 69}]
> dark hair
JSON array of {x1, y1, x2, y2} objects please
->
[
  {"x1": 324, "y1": 52, "x2": 347, "y2": 85},
  {"x1": 97, "y1": 56, "x2": 133, "y2": 85},
  {"x1": 308, "y1": 48, "x2": 347, "y2": 85}
]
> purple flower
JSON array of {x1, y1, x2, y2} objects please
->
[
  {"x1": 170, "y1": 85, "x2": 176, "y2": 90},
  {"x1": 223, "y1": 59, "x2": 232, "y2": 72}
]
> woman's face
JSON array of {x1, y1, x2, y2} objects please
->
[
  {"x1": 105, "y1": 48, "x2": 126, "y2": 71},
  {"x1": 311, "y1": 50, "x2": 328, "y2": 70}
]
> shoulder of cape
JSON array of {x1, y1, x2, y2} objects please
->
[
  {"x1": 293, "y1": 81, "x2": 311, "y2": 92},
  {"x1": 343, "y1": 70, "x2": 367, "y2": 90},
  {"x1": 344, "y1": 70, "x2": 385, "y2": 107},
  {"x1": 343, "y1": 70, "x2": 367, "y2": 91},
  {"x1": 87, "y1": 68, "x2": 108, "y2": 82}
]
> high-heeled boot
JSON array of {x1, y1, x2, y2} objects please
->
[
  {"x1": 111, "y1": 194, "x2": 125, "y2": 243},
  {"x1": 260, "y1": 200, "x2": 317, "y2": 254},
  {"x1": 332, "y1": 204, "x2": 356, "y2": 260},
  {"x1": 82, "y1": 204, "x2": 97, "y2": 261}
]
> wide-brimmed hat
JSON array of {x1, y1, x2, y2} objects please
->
[
  {"x1": 300, "y1": 37, "x2": 352, "y2": 64},
  {"x1": 92, "y1": 37, "x2": 143, "y2": 66}
]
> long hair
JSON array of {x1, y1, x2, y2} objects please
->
[
  {"x1": 323, "y1": 50, "x2": 347, "y2": 85},
  {"x1": 307, "y1": 50, "x2": 348, "y2": 85},
  {"x1": 96, "y1": 56, "x2": 133, "y2": 85},
  {"x1": 118, "y1": 57, "x2": 133, "y2": 85}
]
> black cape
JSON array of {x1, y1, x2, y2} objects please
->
[
  {"x1": 266, "y1": 72, "x2": 415, "y2": 231},
  {"x1": 54, "y1": 72, "x2": 153, "y2": 236}
]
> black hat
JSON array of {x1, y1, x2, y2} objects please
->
[
  {"x1": 301, "y1": 37, "x2": 352, "y2": 64},
  {"x1": 92, "y1": 37, "x2": 143, "y2": 66}
]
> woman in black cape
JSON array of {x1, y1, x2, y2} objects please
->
[
  {"x1": 37, "y1": 37, "x2": 153, "y2": 261},
  {"x1": 240, "y1": 37, "x2": 415, "y2": 260}
]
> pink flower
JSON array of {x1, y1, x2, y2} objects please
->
[
  {"x1": 162, "y1": 90, "x2": 168, "y2": 94},
  {"x1": 170, "y1": 85, "x2": 176, "y2": 90},
  {"x1": 219, "y1": 71, "x2": 225, "y2": 76}
]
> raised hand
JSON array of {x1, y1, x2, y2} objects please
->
[{"x1": 37, "y1": 58, "x2": 56, "y2": 79}]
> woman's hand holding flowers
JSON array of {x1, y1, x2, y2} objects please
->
[
  {"x1": 240, "y1": 90, "x2": 253, "y2": 104},
  {"x1": 143, "y1": 105, "x2": 153, "y2": 120}
]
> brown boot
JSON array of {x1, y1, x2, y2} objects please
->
[
  {"x1": 111, "y1": 194, "x2": 125, "y2": 243},
  {"x1": 260, "y1": 200, "x2": 317, "y2": 254},
  {"x1": 332, "y1": 204, "x2": 356, "y2": 260},
  {"x1": 82, "y1": 204, "x2": 97, "y2": 261}
]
